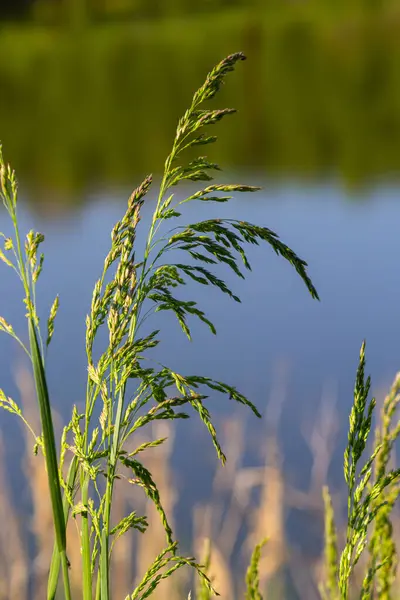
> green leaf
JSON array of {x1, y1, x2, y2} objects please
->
[{"x1": 29, "y1": 319, "x2": 72, "y2": 600}]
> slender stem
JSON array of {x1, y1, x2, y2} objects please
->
[
  {"x1": 11, "y1": 211, "x2": 29, "y2": 294},
  {"x1": 100, "y1": 529, "x2": 109, "y2": 600},
  {"x1": 101, "y1": 385, "x2": 124, "y2": 599},
  {"x1": 2, "y1": 328, "x2": 31, "y2": 357},
  {"x1": 95, "y1": 567, "x2": 101, "y2": 600},
  {"x1": 80, "y1": 377, "x2": 93, "y2": 599},
  {"x1": 81, "y1": 474, "x2": 92, "y2": 600},
  {"x1": 79, "y1": 266, "x2": 110, "y2": 597},
  {"x1": 61, "y1": 551, "x2": 72, "y2": 600}
]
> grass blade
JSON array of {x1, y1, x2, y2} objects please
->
[
  {"x1": 47, "y1": 454, "x2": 78, "y2": 599},
  {"x1": 29, "y1": 319, "x2": 72, "y2": 600}
]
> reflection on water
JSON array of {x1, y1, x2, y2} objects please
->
[{"x1": 1, "y1": 5, "x2": 400, "y2": 201}]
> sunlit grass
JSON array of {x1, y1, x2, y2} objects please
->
[
  {"x1": 0, "y1": 52, "x2": 318, "y2": 599},
  {"x1": 1, "y1": 39, "x2": 400, "y2": 600}
]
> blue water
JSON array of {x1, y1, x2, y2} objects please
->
[{"x1": 1, "y1": 177, "x2": 399, "y2": 524}]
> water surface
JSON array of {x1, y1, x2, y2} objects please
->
[{"x1": 1, "y1": 179, "x2": 399, "y2": 491}]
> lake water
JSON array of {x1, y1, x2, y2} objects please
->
[{"x1": 1, "y1": 177, "x2": 399, "y2": 500}]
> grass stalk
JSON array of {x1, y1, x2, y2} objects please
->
[
  {"x1": 81, "y1": 473, "x2": 93, "y2": 600},
  {"x1": 100, "y1": 529, "x2": 109, "y2": 600},
  {"x1": 47, "y1": 455, "x2": 78, "y2": 599},
  {"x1": 0, "y1": 54, "x2": 320, "y2": 600}
]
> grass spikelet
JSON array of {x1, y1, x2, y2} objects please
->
[
  {"x1": 339, "y1": 342, "x2": 379, "y2": 597},
  {"x1": 367, "y1": 372, "x2": 400, "y2": 599},
  {"x1": 47, "y1": 295, "x2": 59, "y2": 347},
  {"x1": 196, "y1": 538, "x2": 213, "y2": 600},
  {"x1": 127, "y1": 543, "x2": 216, "y2": 600},
  {"x1": 321, "y1": 342, "x2": 400, "y2": 599},
  {"x1": 123, "y1": 456, "x2": 174, "y2": 546},
  {"x1": 245, "y1": 538, "x2": 267, "y2": 600}
]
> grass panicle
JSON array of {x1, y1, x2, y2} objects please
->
[
  {"x1": 321, "y1": 343, "x2": 400, "y2": 599},
  {"x1": 0, "y1": 53, "x2": 319, "y2": 600},
  {"x1": 366, "y1": 372, "x2": 400, "y2": 599},
  {"x1": 126, "y1": 543, "x2": 216, "y2": 600}
]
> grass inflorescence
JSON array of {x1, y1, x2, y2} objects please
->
[
  {"x1": 0, "y1": 52, "x2": 318, "y2": 599},
  {"x1": 321, "y1": 344, "x2": 400, "y2": 600},
  {"x1": 3, "y1": 47, "x2": 400, "y2": 600}
]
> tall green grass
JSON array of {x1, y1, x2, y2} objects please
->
[
  {"x1": 0, "y1": 53, "x2": 318, "y2": 599},
  {"x1": 321, "y1": 344, "x2": 400, "y2": 599},
  {"x1": 3, "y1": 45, "x2": 400, "y2": 600}
]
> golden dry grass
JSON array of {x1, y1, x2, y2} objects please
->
[{"x1": 0, "y1": 362, "x2": 399, "y2": 599}]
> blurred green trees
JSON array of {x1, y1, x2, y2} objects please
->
[
  {"x1": 1, "y1": 0, "x2": 400, "y2": 203},
  {"x1": 20, "y1": 0, "x2": 398, "y2": 25}
]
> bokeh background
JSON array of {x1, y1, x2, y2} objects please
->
[{"x1": 1, "y1": 1, "x2": 400, "y2": 598}]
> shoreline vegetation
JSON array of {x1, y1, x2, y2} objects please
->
[{"x1": 2, "y1": 4, "x2": 400, "y2": 200}]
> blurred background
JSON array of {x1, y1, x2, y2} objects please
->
[{"x1": 1, "y1": 1, "x2": 400, "y2": 598}]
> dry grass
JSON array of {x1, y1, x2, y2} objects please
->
[{"x1": 1, "y1": 361, "x2": 399, "y2": 599}]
